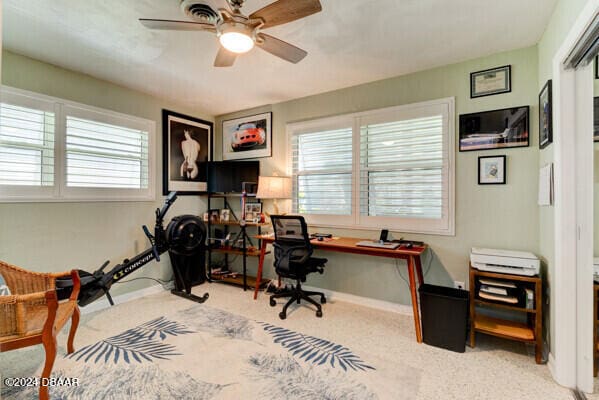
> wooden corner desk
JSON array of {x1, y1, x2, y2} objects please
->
[{"x1": 253, "y1": 235, "x2": 428, "y2": 343}]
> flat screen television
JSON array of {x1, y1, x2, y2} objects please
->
[{"x1": 207, "y1": 161, "x2": 260, "y2": 193}]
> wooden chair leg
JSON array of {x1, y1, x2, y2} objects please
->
[
  {"x1": 67, "y1": 307, "x2": 80, "y2": 354},
  {"x1": 40, "y1": 328, "x2": 57, "y2": 400}
]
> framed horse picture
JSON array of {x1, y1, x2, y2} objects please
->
[{"x1": 162, "y1": 109, "x2": 213, "y2": 195}]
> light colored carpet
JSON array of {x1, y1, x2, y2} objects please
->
[{"x1": 1, "y1": 283, "x2": 573, "y2": 399}]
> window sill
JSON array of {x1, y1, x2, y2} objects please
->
[{"x1": 305, "y1": 221, "x2": 455, "y2": 237}]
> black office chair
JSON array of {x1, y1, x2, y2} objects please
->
[{"x1": 269, "y1": 215, "x2": 327, "y2": 319}]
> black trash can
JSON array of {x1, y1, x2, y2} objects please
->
[{"x1": 419, "y1": 284, "x2": 469, "y2": 353}]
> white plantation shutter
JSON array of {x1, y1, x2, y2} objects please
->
[
  {"x1": 66, "y1": 116, "x2": 149, "y2": 189},
  {"x1": 0, "y1": 86, "x2": 155, "y2": 202},
  {"x1": 0, "y1": 102, "x2": 55, "y2": 187},
  {"x1": 360, "y1": 116, "x2": 444, "y2": 219},
  {"x1": 288, "y1": 98, "x2": 454, "y2": 235},
  {"x1": 292, "y1": 127, "x2": 352, "y2": 215}
]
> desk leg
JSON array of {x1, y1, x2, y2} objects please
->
[
  {"x1": 254, "y1": 241, "x2": 267, "y2": 300},
  {"x1": 415, "y1": 256, "x2": 424, "y2": 286},
  {"x1": 408, "y1": 256, "x2": 422, "y2": 343}
]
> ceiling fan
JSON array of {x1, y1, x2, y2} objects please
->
[{"x1": 139, "y1": 0, "x2": 322, "y2": 67}]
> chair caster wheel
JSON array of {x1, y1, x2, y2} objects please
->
[
  {"x1": 316, "y1": 310, "x2": 323, "y2": 318},
  {"x1": 320, "y1": 297, "x2": 326, "y2": 304},
  {"x1": 269, "y1": 298, "x2": 276, "y2": 307},
  {"x1": 279, "y1": 312, "x2": 286, "y2": 320}
]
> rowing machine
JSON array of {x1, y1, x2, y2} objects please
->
[{"x1": 56, "y1": 192, "x2": 209, "y2": 306}]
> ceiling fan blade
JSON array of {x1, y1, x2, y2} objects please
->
[
  {"x1": 214, "y1": 46, "x2": 237, "y2": 67},
  {"x1": 249, "y1": 0, "x2": 322, "y2": 29},
  {"x1": 256, "y1": 33, "x2": 307, "y2": 64},
  {"x1": 139, "y1": 18, "x2": 215, "y2": 32}
]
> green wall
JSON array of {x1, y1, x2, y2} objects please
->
[
  {"x1": 595, "y1": 80, "x2": 599, "y2": 257},
  {"x1": 536, "y1": 0, "x2": 592, "y2": 355},
  {"x1": 216, "y1": 46, "x2": 540, "y2": 306},
  {"x1": 0, "y1": 51, "x2": 214, "y2": 299}
]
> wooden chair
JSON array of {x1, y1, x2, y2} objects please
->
[{"x1": 0, "y1": 260, "x2": 80, "y2": 400}]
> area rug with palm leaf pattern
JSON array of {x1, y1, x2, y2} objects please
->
[{"x1": 4, "y1": 304, "x2": 418, "y2": 400}]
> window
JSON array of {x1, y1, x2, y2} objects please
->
[
  {"x1": 0, "y1": 87, "x2": 155, "y2": 202},
  {"x1": 288, "y1": 98, "x2": 454, "y2": 235},
  {"x1": 292, "y1": 126, "x2": 353, "y2": 216},
  {"x1": 0, "y1": 102, "x2": 55, "y2": 187}
]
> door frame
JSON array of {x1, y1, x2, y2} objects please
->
[{"x1": 551, "y1": 0, "x2": 597, "y2": 392}]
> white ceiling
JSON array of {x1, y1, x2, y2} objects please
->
[{"x1": 2, "y1": 0, "x2": 557, "y2": 116}]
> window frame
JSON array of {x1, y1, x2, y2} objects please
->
[
  {"x1": 0, "y1": 86, "x2": 156, "y2": 202},
  {"x1": 290, "y1": 115, "x2": 355, "y2": 227},
  {"x1": 287, "y1": 97, "x2": 455, "y2": 236}
]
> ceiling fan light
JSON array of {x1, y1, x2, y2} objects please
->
[{"x1": 220, "y1": 31, "x2": 254, "y2": 54}]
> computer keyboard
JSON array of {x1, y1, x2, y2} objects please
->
[{"x1": 356, "y1": 241, "x2": 400, "y2": 250}]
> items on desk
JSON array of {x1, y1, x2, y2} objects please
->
[
  {"x1": 310, "y1": 233, "x2": 333, "y2": 239},
  {"x1": 356, "y1": 240, "x2": 400, "y2": 250},
  {"x1": 310, "y1": 233, "x2": 335, "y2": 242},
  {"x1": 393, "y1": 240, "x2": 424, "y2": 247},
  {"x1": 470, "y1": 247, "x2": 540, "y2": 276},
  {"x1": 594, "y1": 258, "x2": 599, "y2": 282}
]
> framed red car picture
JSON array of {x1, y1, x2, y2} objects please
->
[{"x1": 222, "y1": 112, "x2": 272, "y2": 160}]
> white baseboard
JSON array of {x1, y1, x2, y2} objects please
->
[
  {"x1": 548, "y1": 352, "x2": 556, "y2": 379},
  {"x1": 80, "y1": 283, "x2": 172, "y2": 315},
  {"x1": 548, "y1": 350, "x2": 578, "y2": 389},
  {"x1": 302, "y1": 285, "x2": 414, "y2": 316}
]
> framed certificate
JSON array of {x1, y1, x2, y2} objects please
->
[{"x1": 470, "y1": 65, "x2": 511, "y2": 98}]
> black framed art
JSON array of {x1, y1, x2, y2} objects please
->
[
  {"x1": 459, "y1": 106, "x2": 529, "y2": 151},
  {"x1": 470, "y1": 65, "x2": 511, "y2": 98},
  {"x1": 162, "y1": 109, "x2": 213, "y2": 195},
  {"x1": 539, "y1": 80, "x2": 553, "y2": 149},
  {"x1": 478, "y1": 155, "x2": 506, "y2": 185},
  {"x1": 594, "y1": 97, "x2": 599, "y2": 142}
]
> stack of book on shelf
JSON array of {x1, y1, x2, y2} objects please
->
[
  {"x1": 478, "y1": 279, "x2": 534, "y2": 309},
  {"x1": 478, "y1": 279, "x2": 518, "y2": 304}
]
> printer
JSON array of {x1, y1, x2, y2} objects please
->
[{"x1": 470, "y1": 247, "x2": 540, "y2": 276}]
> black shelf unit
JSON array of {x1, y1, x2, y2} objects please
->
[{"x1": 206, "y1": 192, "x2": 269, "y2": 291}]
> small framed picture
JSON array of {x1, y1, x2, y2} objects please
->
[
  {"x1": 220, "y1": 209, "x2": 230, "y2": 222},
  {"x1": 244, "y1": 202, "x2": 262, "y2": 221},
  {"x1": 478, "y1": 155, "x2": 506, "y2": 185},
  {"x1": 539, "y1": 80, "x2": 553, "y2": 149},
  {"x1": 470, "y1": 65, "x2": 511, "y2": 98},
  {"x1": 210, "y1": 209, "x2": 220, "y2": 223}
]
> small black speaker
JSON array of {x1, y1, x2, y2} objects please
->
[{"x1": 379, "y1": 229, "x2": 389, "y2": 242}]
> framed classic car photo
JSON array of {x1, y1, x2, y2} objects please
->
[
  {"x1": 222, "y1": 112, "x2": 272, "y2": 160},
  {"x1": 162, "y1": 109, "x2": 213, "y2": 195}
]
